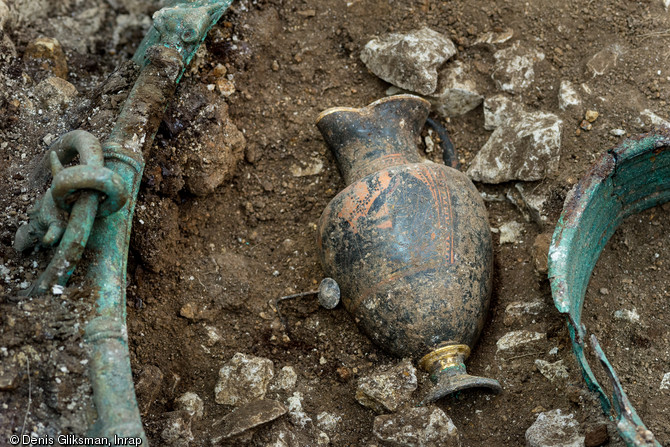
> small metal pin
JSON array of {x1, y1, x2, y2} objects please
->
[{"x1": 273, "y1": 278, "x2": 341, "y2": 330}]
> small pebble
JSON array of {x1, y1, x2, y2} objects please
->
[
  {"x1": 585, "y1": 110, "x2": 599, "y2": 122},
  {"x1": 336, "y1": 366, "x2": 352, "y2": 382},
  {"x1": 580, "y1": 120, "x2": 592, "y2": 131}
]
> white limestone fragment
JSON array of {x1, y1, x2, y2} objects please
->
[
  {"x1": 641, "y1": 109, "x2": 670, "y2": 128},
  {"x1": 467, "y1": 107, "x2": 562, "y2": 183},
  {"x1": 215, "y1": 353, "x2": 274, "y2": 406},
  {"x1": 526, "y1": 409, "x2": 584, "y2": 447},
  {"x1": 361, "y1": 27, "x2": 457, "y2": 95},
  {"x1": 483, "y1": 94, "x2": 523, "y2": 131},
  {"x1": 504, "y1": 300, "x2": 545, "y2": 325},
  {"x1": 429, "y1": 61, "x2": 483, "y2": 117},
  {"x1": 586, "y1": 45, "x2": 623, "y2": 77},
  {"x1": 355, "y1": 359, "x2": 418, "y2": 413},
  {"x1": 497, "y1": 330, "x2": 546, "y2": 352},
  {"x1": 492, "y1": 42, "x2": 545, "y2": 93},
  {"x1": 290, "y1": 158, "x2": 324, "y2": 177},
  {"x1": 271, "y1": 365, "x2": 298, "y2": 392},
  {"x1": 614, "y1": 308, "x2": 640, "y2": 323},
  {"x1": 316, "y1": 412, "x2": 342, "y2": 433},
  {"x1": 175, "y1": 392, "x2": 204, "y2": 420},
  {"x1": 558, "y1": 81, "x2": 581, "y2": 110},
  {"x1": 374, "y1": 406, "x2": 460, "y2": 447},
  {"x1": 205, "y1": 326, "x2": 222, "y2": 346},
  {"x1": 515, "y1": 183, "x2": 550, "y2": 224},
  {"x1": 535, "y1": 360, "x2": 569, "y2": 383},
  {"x1": 474, "y1": 28, "x2": 514, "y2": 45},
  {"x1": 498, "y1": 221, "x2": 523, "y2": 245},
  {"x1": 287, "y1": 392, "x2": 312, "y2": 428},
  {"x1": 660, "y1": 372, "x2": 670, "y2": 390}
]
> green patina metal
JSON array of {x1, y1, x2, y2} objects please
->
[
  {"x1": 133, "y1": 0, "x2": 233, "y2": 74},
  {"x1": 15, "y1": 0, "x2": 232, "y2": 443},
  {"x1": 548, "y1": 129, "x2": 670, "y2": 446},
  {"x1": 14, "y1": 130, "x2": 128, "y2": 296}
]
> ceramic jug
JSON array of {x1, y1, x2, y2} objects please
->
[{"x1": 316, "y1": 95, "x2": 500, "y2": 402}]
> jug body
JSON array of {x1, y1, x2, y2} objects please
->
[{"x1": 318, "y1": 161, "x2": 492, "y2": 358}]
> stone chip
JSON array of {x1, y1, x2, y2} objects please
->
[
  {"x1": 361, "y1": 27, "x2": 457, "y2": 95},
  {"x1": 586, "y1": 45, "x2": 622, "y2": 77},
  {"x1": 532, "y1": 233, "x2": 553, "y2": 274},
  {"x1": 211, "y1": 399, "x2": 287, "y2": 444},
  {"x1": 467, "y1": 100, "x2": 562, "y2": 183},
  {"x1": 429, "y1": 61, "x2": 483, "y2": 117},
  {"x1": 215, "y1": 353, "x2": 274, "y2": 406},
  {"x1": 491, "y1": 42, "x2": 545, "y2": 93},
  {"x1": 373, "y1": 406, "x2": 461, "y2": 447},
  {"x1": 535, "y1": 359, "x2": 569, "y2": 383},
  {"x1": 175, "y1": 392, "x2": 204, "y2": 420},
  {"x1": 525, "y1": 409, "x2": 585, "y2": 447},
  {"x1": 558, "y1": 81, "x2": 581, "y2": 111},
  {"x1": 24, "y1": 37, "x2": 68, "y2": 79},
  {"x1": 135, "y1": 364, "x2": 164, "y2": 416},
  {"x1": 270, "y1": 365, "x2": 298, "y2": 392},
  {"x1": 497, "y1": 330, "x2": 546, "y2": 354},
  {"x1": 355, "y1": 358, "x2": 418, "y2": 413},
  {"x1": 160, "y1": 410, "x2": 194, "y2": 447}
]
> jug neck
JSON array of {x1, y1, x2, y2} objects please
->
[{"x1": 316, "y1": 95, "x2": 431, "y2": 186}]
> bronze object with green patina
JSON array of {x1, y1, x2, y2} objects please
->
[
  {"x1": 549, "y1": 129, "x2": 670, "y2": 447},
  {"x1": 14, "y1": 1, "x2": 233, "y2": 443}
]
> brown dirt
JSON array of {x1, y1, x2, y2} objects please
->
[{"x1": 2, "y1": 0, "x2": 670, "y2": 445}]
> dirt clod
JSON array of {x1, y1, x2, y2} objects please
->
[{"x1": 585, "y1": 423, "x2": 609, "y2": 447}]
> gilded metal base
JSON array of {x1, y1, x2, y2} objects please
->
[{"x1": 419, "y1": 344, "x2": 501, "y2": 404}]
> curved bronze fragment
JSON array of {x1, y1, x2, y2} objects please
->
[{"x1": 549, "y1": 128, "x2": 670, "y2": 447}]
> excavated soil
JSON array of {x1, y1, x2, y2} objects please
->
[{"x1": 2, "y1": 0, "x2": 670, "y2": 446}]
